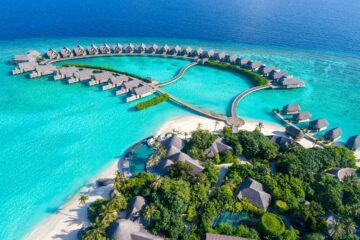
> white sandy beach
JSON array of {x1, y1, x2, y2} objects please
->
[{"x1": 25, "y1": 115, "x2": 359, "y2": 240}]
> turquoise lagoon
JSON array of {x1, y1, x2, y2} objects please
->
[{"x1": 0, "y1": 37, "x2": 359, "y2": 239}]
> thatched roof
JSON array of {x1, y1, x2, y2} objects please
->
[
  {"x1": 346, "y1": 135, "x2": 360, "y2": 151},
  {"x1": 326, "y1": 168, "x2": 356, "y2": 181},
  {"x1": 309, "y1": 118, "x2": 329, "y2": 130},
  {"x1": 282, "y1": 104, "x2": 301, "y2": 114},
  {"x1": 236, "y1": 178, "x2": 272, "y2": 210},
  {"x1": 207, "y1": 138, "x2": 232, "y2": 158},
  {"x1": 324, "y1": 127, "x2": 342, "y2": 141},
  {"x1": 161, "y1": 135, "x2": 184, "y2": 150}
]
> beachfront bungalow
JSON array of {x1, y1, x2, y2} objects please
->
[
  {"x1": 108, "y1": 219, "x2": 163, "y2": 240},
  {"x1": 239, "y1": 58, "x2": 250, "y2": 67},
  {"x1": 125, "y1": 43, "x2": 135, "y2": 53},
  {"x1": 60, "y1": 47, "x2": 73, "y2": 58},
  {"x1": 247, "y1": 61, "x2": 263, "y2": 71},
  {"x1": 279, "y1": 77, "x2": 305, "y2": 88},
  {"x1": 158, "y1": 45, "x2": 170, "y2": 54},
  {"x1": 99, "y1": 44, "x2": 111, "y2": 54},
  {"x1": 46, "y1": 48, "x2": 60, "y2": 60},
  {"x1": 29, "y1": 65, "x2": 57, "y2": 78},
  {"x1": 161, "y1": 135, "x2": 185, "y2": 150},
  {"x1": 168, "y1": 152, "x2": 204, "y2": 176},
  {"x1": 282, "y1": 104, "x2": 301, "y2": 114},
  {"x1": 271, "y1": 135, "x2": 293, "y2": 151},
  {"x1": 137, "y1": 43, "x2": 146, "y2": 53},
  {"x1": 74, "y1": 45, "x2": 86, "y2": 56},
  {"x1": 202, "y1": 50, "x2": 215, "y2": 59},
  {"x1": 235, "y1": 178, "x2": 272, "y2": 210},
  {"x1": 168, "y1": 45, "x2": 181, "y2": 55},
  {"x1": 286, "y1": 126, "x2": 304, "y2": 139},
  {"x1": 112, "y1": 43, "x2": 123, "y2": 54},
  {"x1": 346, "y1": 135, "x2": 360, "y2": 151},
  {"x1": 206, "y1": 138, "x2": 232, "y2": 158},
  {"x1": 127, "y1": 196, "x2": 146, "y2": 221},
  {"x1": 258, "y1": 66, "x2": 277, "y2": 77},
  {"x1": 53, "y1": 66, "x2": 78, "y2": 80},
  {"x1": 67, "y1": 69, "x2": 93, "y2": 84},
  {"x1": 126, "y1": 85, "x2": 154, "y2": 102},
  {"x1": 214, "y1": 52, "x2": 226, "y2": 61},
  {"x1": 294, "y1": 112, "x2": 312, "y2": 123},
  {"x1": 269, "y1": 71, "x2": 288, "y2": 81},
  {"x1": 12, "y1": 62, "x2": 38, "y2": 74},
  {"x1": 326, "y1": 168, "x2": 356, "y2": 181},
  {"x1": 102, "y1": 75, "x2": 129, "y2": 90},
  {"x1": 309, "y1": 118, "x2": 329, "y2": 131},
  {"x1": 115, "y1": 79, "x2": 142, "y2": 95},
  {"x1": 147, "y1": 44, "x2": 158, "y2": 54},
  {"x1": 324, "y1": 127, "x2": 343, "y2": 142},
  {"x1": 87, "y1": 44, "x2": 98, "y2": 55},
  {"x1": 206, "y1": 233, "x2": 253, "y2": 240},
  {"x1": 192, "y1": 48, "x2": 203, "y2": 58},
  {"x1": 88, "y1": 72, "x2": 113, "y2": 86}
]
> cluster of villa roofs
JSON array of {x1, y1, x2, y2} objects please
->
[
  {"x1": 12, "y1": 43, "x2": 305, "y2": 89},
  {"x1": 281, "y1": 103, "x2": 359, "y2": 150}
]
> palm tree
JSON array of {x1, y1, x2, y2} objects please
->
[
  {"x1": 144, "y1": 204, "x2": 156, "y2": 222},
  {"x1": 331, "y1": 221, "x2": 346, "y2": 240},
  {"x1": 256, "y1": 122, "x2": 264, "y2": 132},
  {"x1": 79, "y1": 195, "x2": 89, "y2": 205},
  {"x1": 151, "y1": 176, "x2": 163, "y2": 190},
  {"x1": 214, "y1": 121, "x2": 219, "y2": 131}
]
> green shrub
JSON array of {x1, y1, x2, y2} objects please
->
[
  {"x1": 87, "y1": 199, "x2": 109, "y2": 222},
  {"x1": 204, "y1": 60, "x2": 268, "y2": 86},
  {"x1": 303, "y1": 233, "x2": 325, "y2": 240},
  {"x1": 275, "y1": 200, "x2": 289, "y2": 212},
  {"x1": 259, "y1": 213, "x2": 286, "y2": 237},
  {"x1": 135, "y1": 94, "x2": 169, "y2": 111}
]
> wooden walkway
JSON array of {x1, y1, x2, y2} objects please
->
[{"x1": 157, "y1": 61, "x2": 198, "y2": 87}]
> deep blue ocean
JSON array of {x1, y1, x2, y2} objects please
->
[{"x1": 0, "y1": 0, "x2": 359, "y2": 239}]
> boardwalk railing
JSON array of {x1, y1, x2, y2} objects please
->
[{"x1": 157, "y1": 61, "x2": 198, "y2": 87}]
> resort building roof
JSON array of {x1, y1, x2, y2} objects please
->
[
  {"x1": 326, "y1": 168, "x2": 356, "y2": 181},
  {"x1": 46, "y1": 48, "x2": 59, "y2": 59},
  {"x1": 202, "y1": 50, "x2": 215, "y2": 58},
  {"x1": 127, "y1": 196, "x2": 146, "y2": 220},
  {"x1": 248, "y1": 61, "x2": 263, "y2": 70},
  {"x1": 110, "y1": 75, "x2": 129, "y2": 85},
  {"x1": 137, "y1": 43, "x2": 146, "y2": 53},
  {"x1": 93, "y1": 72, "x2": 113, "y2": 82},
  {"x1": 280, "y1": 77, "x2": 304, "y2": 88},
  {"x1": 159, "y1": 44, "x2": 170, "y2": 54},
  {"x1": 236, "y1": 178, "x2": 272, "y2": 210},
  {"x1": 207, "y1": 138, "x2": 232, "y2": 158},
  {"x1": 169, "y1": 45, "x2": 181, "y2": 55},
  {"x1": 294, "y1": 112, "x2": 312, "y2": 122},
  {"x1": 58, "y1": 66, "x2": 78, "y2": 76},
  {"x1": 271, "y1": 135, "x2": 293, "y2": 151},
  {"x1": 239, "y1": 58, "x2": 250, "y2": 67},
  {"x1": 112, "y1": 43, "x2": 123, "y2": 53},
  {"x1": 107, "y1": 219, "x2": 163, "y2": 240},
  {"x1": 286, "y1": 126, "x2": 304, "y2": 139},
  {"x1": 60, "y1": 47, "x2": 73, "y2": 58},
  {"x1": 161, "y1": 135, "x2": 184, "y2": 150},
  {"x1": 14, "y1": 50, "x2": 41, "y2": 63},
  {"x1": 74, "y1": 45, "x2": 86, "y2": 56},
  {"x1": 215, "y1": 52, "x2": 226, "y2": 61},
  {"x1": 259, "y1": 66, "x2": 277, "y2": 75},
  {"x1": 99, "y1": 43, "x2": 111, "y2": 54},
  {"x1": 270, "y1": 71, "x2": 288, "y2": 80},
  {"x1": 148, "y1": 44, "x2": 158, "y2": 53},
  {"x1": 87, "y1": 44, "x2": 98, "y2": 55},
  {"x1": 193, "y1": 48, "x2": 203, "y2": 57},
  {"x1": 73, "y1": 69, "x2": 93, "y2": 79},
  {"x1": 125, "y1": 43, "x2": 135, "y2": 53},
  {"x1": 206, "y1": 233, "x2": 254, "y2": 240},
  {"x1": 181, "y1": 47, "x2": 193, "y2": 56},
  {"x1": 123, "y1": 79, "x2": 142, "y2": 89},
  {"x1": 34, "y1": 65, "x2": 57, "y2": 74},
  {"x1": 168, "y1": 152, "x2": 204, "y2": 176},
  {"x1": 324, "y1": 127, "x2": 343, "y2": 141},
  {"x1": 133, "y1": 85, "x2": 153, "y2": 96},
  {"x1": 282, "y1": 104, "x2": 301, "y2": 114},
  {"x1": 228, "y1": 55, "x2": 238, "y2": 64},
  {"x1": 309, "y1": 118, "x2": 329, "y2": 131},
  {"x1": 17, "y1": 62, "x2": 38, "y2": 72},
  {"x1": 346, "y1": 135, "x2": 360, "y2": 151}
]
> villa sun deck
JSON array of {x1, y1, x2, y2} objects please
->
[
  {"x1": 88, "y1": 72, "x2": 113, "y2": 86},
  {"x1": 30, "y1": 65, "x2": 57, "y2": 78},
  {"x1": 126, "y1": 85, "x2": 154, "y2": 102}
]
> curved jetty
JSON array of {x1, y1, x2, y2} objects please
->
[{"x1": 157, "y1": 61, "x2": 198, "y2": 87}]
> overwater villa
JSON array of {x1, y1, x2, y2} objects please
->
[
  {"x1": 206, "y1": 138, "x2": 232, "y2": 158},
  {"x1": 102, "y1": 75, "x2": 129, "y2": 90},
  {"x1": 53, "y1": 66, "x2": 79, "y2": 80},
  {"x1": 74, "y1": 45, "x2": 86, "y2": 56},
  {"x1": 201, "y1": 50, "x2": 214, "y2": 59},
  {"x1": 147, "y1": 44, "x2": 158, "y2": 54},
  {"x1": 346, "y1": 135, "x2": 360, "y2": 151},
  {"x1": 112, "y1": 43, "x2": 123, "y2": 54},
  {"x1": 258, "y1": 66, "x2": 277, "y2": 77},
  {"x1": 124, "y1": 43, "x2": 134, "y2": 53},
  {"x1": 88, "y1": 72, "x2": 113, "y2": 86},
  {"x1": 278, "y1": 77, "x2": 305, "y2": 88},
  {"x1": 247, "y1": 61, "x2": 263, "y2": 71},
  {"x1": 158, "y1": 45, "x2": 170, "y2": 55},
  {"x1": 324, "y1": 127, "x2": 343, "y2": 142},
  {"x1": 180, "y1": 47, "x2": 193, "y2": 56},
  {"x1": 60, "y1": 47, "x2": 73, "y2": 58},
  {"x1": 235, "y1": 178, "x2": 272, "y2": 211},
  {"x1": 115, "y1": 79, "x2": 142, "y2": 95},
  {"x1": 46, "y1": 48, "x2": 60, "y2": 60},
  {"x1": 137, "y1": 43, "x2": 146, "y2": 53},
  {"x1": 168, "y1": 45, "x2": 181, "y2": 55},
  {"x1": 29, "y1": 65, "x2": 57, "y2": 78},
  {"x1": 309, "y1": 118, "x2": 329, "y2": 131},
  {"x1": 12, "y1": 61, "x2": 38, "y2": 74},
  {"x1": 228, "y1": 55, "x2": 238, "y2": 64},
  {"x1": 282, "y1": 104, "x2": 301, "y2": 114},
  {"x1": 214, "y1": 52, "x2": 226, "y2": 61},
  {"x1": 87, "y1": 44, "x2": 98, "y2": 55},
  {"x1": 99, "y1": 44, "x2": 111, "y2": 54},
  {"x1": 271, "y1": 135, "x2": 293, "y2": 151},
  {"x1": 326, "y1": 168, "x2": 356, "y2": 181},
  {"x1": 126, "y1": 85, "x2": 154, "y2": 102},
  {"x1": 67, "y1": 69, "x2": 93, "y2": 84},
  {"x1": 286, "y1": 126, "x2": 304, "y2": 139},
  {"x1": 192, "y1": 48, "x2": 203, "y2": 57},
  {"x1": 239, "y1": 58, "x2": 250, "y2": 67},
  {"x1": 269, "y1": 71, "x2": 288, "y2": 81},
  {"x1": 13, "y1": 50, "x2": 41, "y2": 63},
  {"x1": 294, "y1": 112, "x2": 312, "y2": 123}
]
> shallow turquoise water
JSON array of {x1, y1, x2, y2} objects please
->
[
  {"x1": 0, "y1": 37, "x2": 359, "y2": 239},
  {"x1": 130, "y1": 144, "x2": 154, "y2": 174}
]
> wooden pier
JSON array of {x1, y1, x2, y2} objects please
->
[{"x1": 157, "y1": 61, "x2": 198, "y2": 87}]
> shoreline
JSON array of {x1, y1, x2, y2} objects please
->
[{"x1": 24, "y1": 115, "x2": 359, "y2": 240}]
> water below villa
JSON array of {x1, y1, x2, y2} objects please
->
[{"x1": 0, "y1": 37, "x2": 359, "y2": 239}]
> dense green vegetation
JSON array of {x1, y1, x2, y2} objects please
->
[
  {"x1": 61, "y1": 63, "x2": 150, "y2": 82},
  {"x1": 204, "y1": 60, "x2": 269, "y2": 86},
  {"x1": 81, "y1": 127, "x2": 359, "y2": 240},
  {"x1": 135, "y1": 94, "x2": 169, "y2": 111}
]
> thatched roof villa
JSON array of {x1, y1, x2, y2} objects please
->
[
  {"x1": 46, "y1": 48, "x2": 59, "y2": 59},
  {"x1": 125, "y1": 43, "x2": 135, "y2": 53},
  {"x1": 206, "y1": 138, "x2": 232, "y2": 158},
  {"x1": 74, "y1": 45, "x2": 86, "y2": 56},
  {"x1": 235, "y1": 178, "x2": 272, "y2": 210},
  {"x1": 294, "y1": 112, "x2": 312, "y2": 122},
  {"x1": 60, "y1": 47, "x2": 73, "y2": 58},
  {"x1": 286, "y1": 126, "x2": 304, "y2": 139},
  {"x1": 112, "y1": 43, "x2": 123, "y2": 54},
  {"x1": 324, "y1": 127, "x2": 343, "y2": 142},
  {"x1": 282, "y1": 104, "x2": 301, "y2": 114},
  {"x1": 87, "y1": 44, "x2": 98, "y2": 55},
  {"x1": 346, "y1": 135, "x2": 360, "y2": 151},
  {"x1": 309, "y1": 118, "x2": 329, "y2": 131},
  {"x1": 99, "y1": 44, "x2": 111, "y2": 54}
]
